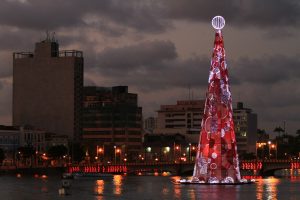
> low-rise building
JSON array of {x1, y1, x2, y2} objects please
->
[
  {"x1": 0, "y1": 126, "x2": 19, "y2": 164},
  {"x1": 45, "y1": 132, "x2": 69, "y2": 150},
  {"x1": 154, "y1": 100, "x2": 205, "y2": 144},
  {"x1": 19, "y1": 126, "x2": 46, "y2": 153}
]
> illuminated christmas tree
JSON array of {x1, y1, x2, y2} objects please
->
[{"x1": 192, "y1": 16, "x2": 241, "y2": 184}]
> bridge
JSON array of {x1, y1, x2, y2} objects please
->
[
  {"x1": 241, "y1": 159, "x2": 300, "y2": 176},
  {"x1": 68, "y1": 159, "x2": 300, "y2": 176}
]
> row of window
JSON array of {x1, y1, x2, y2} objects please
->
[
  {"x1": 84, "y1": 138, "x2": 142, "y2": 142},
  {"x1": 24, "y1": 133, "x2": 44, "y2": 142},
  {"x1": 83, "y1": 130, "x2": 141, "y2": 135},
  {"x1": 0, "y1": 136, "x2": 19, "y2": 144},
  {"x1": 83, "y1": 123, "x2": 142, "y2": 128}
]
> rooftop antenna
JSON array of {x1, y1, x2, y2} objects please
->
[
  {"x1": 188, "y1": 84, "x2": 191, "y2": 101},
  {"x1": 45, "y1": 30, "x2": 50, "y2": 41},
  {"x1": 51, "y1": 32, "x2": 56, "y2": 42}
]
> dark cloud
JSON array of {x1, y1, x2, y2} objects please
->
[
  {"x1": 0, "y1": 28, "x2": 39, "y2": 50},
  {"x1": 231, "y1": 55, "x2": 300, "y2": 85},
  {"x1": 0, "y1": 0, "x2": 298, "y2": 37},
  {"x1": 0, "y1": 79, "x2": 12, "y2": 117},
  {"x1": 0, "y1": 0, "x2": 168, "y2": 33},
  {"x1": 93, "y1": 40, "x2": 178, "y2": 74},
  {"x1": 86, "y1": 40, "x2": 210, "y2": 91},
  {"x1": 88, "y1": 40, "x2": 300, "y2": 92},
  {"x1": 163, "y1": 0, "x2": 300, "y2": 28}
]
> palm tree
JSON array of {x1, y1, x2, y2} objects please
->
[
  {"x1": 296, "y1": 129, "x2": 300, "y2": 138},
  {"x1": 273, "y1": 126, "x2": 284, "y2": 137}
]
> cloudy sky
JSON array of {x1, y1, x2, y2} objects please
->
[{"x1": 0, "y1": 0, "x2": 299, "y2": 135}]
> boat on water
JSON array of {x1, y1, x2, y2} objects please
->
[
  {"x1": 72, "y1": 172, "x2": 113, "y2": 179},
  {"x1": 62, "y1": 173, "x2": 74, "y2": 179}
]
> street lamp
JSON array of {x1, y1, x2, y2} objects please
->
[
  {"x1": 164, "y1": 147, "x2": 170, "y2": 162},
  {"x1": 174, "y1": 144, "x2": 181, "y2": 163},
  {"x1": 188, "y1": 143, "x2": 191, "y2": 162},
  {"x1": 268, "y1": 141, "x2": 272, "y2": 159},
  {"x1": 96, "y1": 145, "x2": 104, "y2": 163},
  {"x1": 114, "y1": 146, "x2": 116, "y2": 164},
  {"x1": 271, "y1": 144, "x2": 277, "y2": 159},
  {"x1": 256, "y1": 143, "x2": 264, "y2": 159},
  {"x1": 146, "y1": 147, "x2": 151, "y2": 162},
  {"x1": 115, "y1": 148, "x2": 121, "y2": 164}
]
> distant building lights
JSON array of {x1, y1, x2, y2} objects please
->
[
  {"x1": 146, "y1": 147, "x2": 151, "y2": 153},
  {"x1": 165, "y1": 147, "x2": 170, "y2": 152}
]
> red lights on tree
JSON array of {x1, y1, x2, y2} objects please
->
[{"x1": 192, "y1": 17, "x2": 241, "y2": 184}]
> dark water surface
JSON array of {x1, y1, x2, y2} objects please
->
[{"x1": 0, "y1": 173, "x2": 300, "y2": 200}]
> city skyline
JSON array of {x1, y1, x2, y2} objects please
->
[{"x1": 0, "y1": 1, "x2": 299, "y2": 134}]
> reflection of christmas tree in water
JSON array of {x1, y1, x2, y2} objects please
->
[{"x1": 192, "y1": 16, "x2": 241, "y2": 184}]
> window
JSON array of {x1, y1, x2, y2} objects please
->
[
  {"x1": 114, "y1": 138, "x2": 126, "y2": 142},
  {"x1": 128, "y1": 138, "x2": 141, "y2": 142}
]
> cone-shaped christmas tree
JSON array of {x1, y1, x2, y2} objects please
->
[{"x1": 192, "y1": 16, "x2": 241, "y2": 184}]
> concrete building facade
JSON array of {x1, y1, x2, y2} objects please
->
[
  {"x1": 154, "y1": 100, "x2": 205, "y2": 144},
  {"x1": 82, "y1": 86, "x2": 143, "y2": 162},
  {"x1": 0, "y1": 126, "x2": 19, "y2": 164},
  {"x1": 154, "y1": 100, "x2": 258, "y2": 155},
  {"x1": 144, "y1": 117, "x2": 157, "y2": 134},
  {"x1": 13, "y1": 38, "x2": 83, "y2": 141},
  {"x1": 233, "y1": 102, "x2": 258, "y2": 155}
]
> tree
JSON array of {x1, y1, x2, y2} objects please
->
[
  {"x1": 257, "y1": 129, "x2": 269, "y2": 141},
  {"x1": 70, "y1": 143, "x2": 85, "y2": 163},
  {"x1": 0, "y1": 148, "x2": 5, "y2": 165},
  {"x1": 17, "y1": 146, "x2": 35, "y2": 166},
  {"x1": 274, "y1": 126, "x2": 284, "y2": 137},
  {"x1": 17, "y1": 146, "x2": 35, "y2": 158},
  {"x1": 296, "y1": 129, "x2": 300, "y2": 137},
  {"x1": 47, "y1": 145, "x2": 68, "y2": 159}
]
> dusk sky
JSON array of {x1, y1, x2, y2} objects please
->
[{"x1": 0, "y1": 0, "x2": 299, "y2": 135}]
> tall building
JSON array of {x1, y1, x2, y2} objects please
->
[
  {"x1": 233, "y1": 102, "x2": 258, "y2": 155},
  {"x1": 144, "y1": 117, "x2": 156, "y2": 134},
  {"x1": 154, "y1": 100, "x2": 205, "y2": 143},
  {"x1": 82, "y1": 86, "x2": 143, "y2": 162},
  {"x1": 13, "y1": 37, "x2": 83, "y2": 141}
]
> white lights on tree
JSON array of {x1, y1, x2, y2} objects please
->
[{"x1": 212, "y1": 16, "x2": 225, "y2": 30}]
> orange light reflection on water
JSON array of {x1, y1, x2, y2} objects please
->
[
  {"x1": 256, "y1": 177, "x2": 279, "y2": 200},
  {"x1": 113, "y1": 175, "x2": 123, "y2": 195},
  {"x1": 94, "y1": 179, "x2": 105, "y2": 199},
  {"x1": 171, "y1": 176, "x2": 182, "y2": 199}
]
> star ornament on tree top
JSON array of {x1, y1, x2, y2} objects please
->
[{"x1": 212, "y1": 16, "x2": 225, "y2": 31}]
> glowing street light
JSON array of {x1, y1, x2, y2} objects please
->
[{"x1": 114, "y1": 148, "x2": 121, "y2": 164}]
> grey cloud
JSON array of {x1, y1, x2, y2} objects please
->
[
  {"x1": 93, "y1": 40, "x2": 178, "y2": 75},
  {"x1": 0, "y1": 0, "x2": 298, "y2": 38},
  {"x1": 0, "y1": 0, "x2": 167, "y2": 33},
  {"x1": 163, "y1": 0, "x2": 300, "y2": 28},
  {"x1": 0, "y1": 28, "x2": 40, "y2": 50},
  {"x1": 0, "y1": 79, "x2": 12, "y2": 116},
  {"x1": 231, "y1": 55, "x2": 300, "y2": 85},
  {"x1": 86, "y1": 40, "x2": 210, "y2": 91}
]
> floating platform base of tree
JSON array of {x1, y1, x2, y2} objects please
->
[{"x1": 176, "y1": 179, "x2": 255, "y2": 185}]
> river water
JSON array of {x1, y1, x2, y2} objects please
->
[{"x1": 0, "y1": 171, "x2": 300, "y2": 200}]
